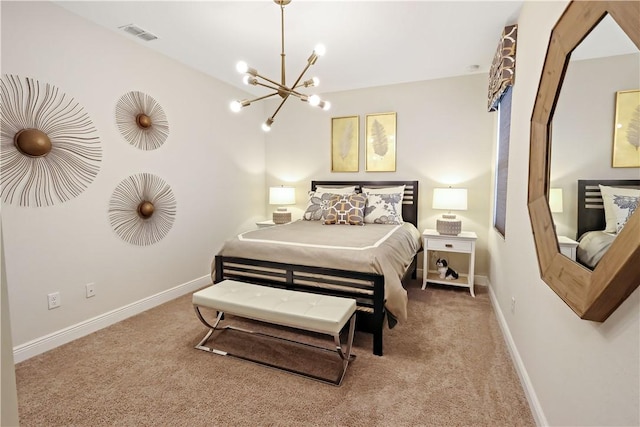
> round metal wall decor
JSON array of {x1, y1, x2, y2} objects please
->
[
  {"x1": 0, "y1": 74, "x2": 102, "y2": 207},
  {"x1": 108, "y1": 173, "x2": 176, "y2": 246},
  {"x1": 115, "y1": 91, "x2": 169, "y2": 150}
]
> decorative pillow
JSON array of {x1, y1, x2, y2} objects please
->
[
  {"x1": 324, "y1": 194, "x2": 367, "y2": 225},
  {"x1": 362, "y1": 185, "x2": 406, "y2": 195},
  {"x1": 303, "y1": 191, "x2": 334, "y2": 220},
  {"x1": 364, "y1": 193, "x2": 404, "y2": 224},
  {"x1": 314, "y1": 186, "x2": 357, "y2": 194},
  {"x1": 599, "y1": 185, "x2": 640, "y2": 233}
]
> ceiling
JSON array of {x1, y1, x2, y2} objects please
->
[{"x1": 54, "y1": 0, "x2": 525, "y2": 95}]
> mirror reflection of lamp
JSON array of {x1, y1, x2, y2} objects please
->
[
  {"x1": 432, "y1": 187, "x2": 468, "y2": 235},
  {"x1": 269, "y1": 186, "x2": 296, "y2": 224},
  {"x1": 548, "y1": 188, "x2": 563, "y2": 214}
]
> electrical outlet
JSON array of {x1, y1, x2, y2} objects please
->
[
  {"x1": 85, "y1": 283, "x2": 96, "y2": 298},
  {"x1": 48, "y1": 292, "x2": 61, "y2": 309},
  {"x1": 511, "y1": 297, "x2": 516, "y2": 314}
]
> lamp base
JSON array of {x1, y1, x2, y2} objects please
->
[
  {"x1": 436, "y1": 218, "x2": 462, "y2": 235},
  {"x1": 272, "y1": 209, "x2": 291, "y2": 224}
]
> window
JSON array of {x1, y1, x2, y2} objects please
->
[{"x1": 493, "y1": 86, "x2": 512, "y2": 237}]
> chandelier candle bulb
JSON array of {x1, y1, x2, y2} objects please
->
[
  {"x1": 236, "y1": 61, "x2": 248, "y2": 73},
  {"x1": 262, "y1": 118, "x2": 274, "y2": 132},
  {"x1": 230, "y1": 101, "x2": 242, "y2": 112}
]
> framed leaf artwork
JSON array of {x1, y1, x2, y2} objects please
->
[
  {"x1": 366, "y1": 112, "x2": 396, "y2": 172},
  {"x1": 612, "y1": 89, "x2": 640, "y2": 167},
  {"x1": 331, "y1": 116, "x2": 359, "y2": 172}
]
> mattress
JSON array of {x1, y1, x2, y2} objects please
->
[{"x1": 214, "y1": 220, "x2": 422, "y2": 323}]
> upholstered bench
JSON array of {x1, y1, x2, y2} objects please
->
[{"x1": 192, "y1": 280, "x2": 357, "y2": 386}]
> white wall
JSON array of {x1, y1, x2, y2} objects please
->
[
  {"x1": 1, "y1": 224, "x2": 19, "y2": 427},
  {"x1": 263, "y1": 74, "x2": 496, "y2": 277},
  {"x1": 1, "y1": 2, "x2": 266, "y2": 349},
  {"x1": 489, "y1": 2, "x2": 640, "y2": 426},
  {"x1": 552, "y1": 53, "x2": 640, "y2": 239}
]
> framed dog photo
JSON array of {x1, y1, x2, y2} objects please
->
[
  {"x1": 331, "y1": 115, "x2": 359, "y2": 172},
  {"x1": 612, "y1": 89, "x2": 640, "y2": 168},
  {"x1": 365, "y1": 112, "x2": 396, "y2": 172}
]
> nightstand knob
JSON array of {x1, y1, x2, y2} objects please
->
[{"x1": 445, "y1": 244, "x2": 453, "y2": 248}]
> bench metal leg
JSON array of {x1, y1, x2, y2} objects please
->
[
  {"x1": 193, "y1": 305, "x2": 356, "y2": 386},
  {"x1": 194, "y1": 307, "x2": 223, "y2": 350},
  {"x1": 334, "y1": 314, "x2": 356, "y2": 386}
]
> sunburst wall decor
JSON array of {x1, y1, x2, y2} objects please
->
[
  {"x1": 108, "y1": 173, "x2": 176, "y2": 246},
  {"x1": 0, "y1": 74, "x2": 102, "y2": 207},
  {"x1": 115, "y1": 91, "x2": 169, "y2": 150}
]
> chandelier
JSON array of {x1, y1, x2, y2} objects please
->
[{"x1": 229, "y1": 0, "x2": 330, "y2": 132}]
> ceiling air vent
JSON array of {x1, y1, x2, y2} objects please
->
[{"x1": 119, "y1": 24, "x2": 158, "y2": 42}]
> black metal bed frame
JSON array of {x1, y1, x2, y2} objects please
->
[{"x1": 214, "y1": 180, "x2": 419, "y2": 356}]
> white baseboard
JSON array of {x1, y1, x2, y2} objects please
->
[
  {"x1": 473, "y1": 274, "x2": 489, "y2": 286},
  {"x1": 13, "y1": 275, "x2": 211, "y2": 363},
  {"x1": 487, "y1": 284, "x2": 547, "y2": 427}
]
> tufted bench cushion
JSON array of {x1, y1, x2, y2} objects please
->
[{"x1": 192, "y1": 280, "x2": 356, "y2": 335}]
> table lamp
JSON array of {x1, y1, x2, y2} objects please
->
[
  {"x1": 269, "y1": 186, "x2": 296, "y2": 224},
  {"x1": 432, "y1": 187, "x2": 468, "y2": 235},
  {"x1": 548, "y1": 188, "x2": 563, "y2": 214}
]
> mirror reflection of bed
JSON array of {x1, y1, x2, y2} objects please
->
[
  {"x1": 575, "y1": 180, "x2": 640, "y2": 269},
  {"x1": 550, "y1": 13, "x2": 640, "y2": 267}
]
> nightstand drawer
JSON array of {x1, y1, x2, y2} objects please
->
[{"x1": 426, "y1": 239, "x2": 472, "y2": 252}]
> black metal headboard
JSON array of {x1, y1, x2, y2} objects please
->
[
  {"x1": 311, "y1": 180, "x2": 419, "y2": 228},
  {"x1": 577, "y1": 179, "x2": 640, "y2": 238}
]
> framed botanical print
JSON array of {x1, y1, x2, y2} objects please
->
[
  {"x1": 365, "y1": 112, "x2": 396, "y2": 172},
  {"x1": 612, "y1": 89, "x2": 640, "y2": 168},
  {"x1": 331, "y1": 115, "x2": 359, "y2": 172}
]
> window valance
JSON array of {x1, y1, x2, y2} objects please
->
[{"x1": 488, "y1": 25, "x2": 517, "y2": 112}]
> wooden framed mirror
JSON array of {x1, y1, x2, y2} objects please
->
[{"x1": 528, "y1": 0, "x2": 640, "y2": 321}]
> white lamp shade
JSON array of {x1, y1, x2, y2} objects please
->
[
  {"x1": 269, "y1": 186, "x2": 296, "y2": 205},
  {"x1": 549, "y1": 188, "x2": 563, "y2": 213},
  {"x1": 432, "y1": 188, "x2": 468, "y2": 211}
]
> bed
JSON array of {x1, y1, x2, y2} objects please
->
[
  {"x1": 576, "y1": 179, "x2": 640, "y2": 268},
  {"x1": 212, "y1": 180, "x2": 421, "y2": 356}
]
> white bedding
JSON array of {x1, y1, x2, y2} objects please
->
[
  {"x1": 577, "y1": 230, "x2": 616, "y2": 269},
  {"x1": 214, "y1": 220, "x2": 422, "y2": 324}
]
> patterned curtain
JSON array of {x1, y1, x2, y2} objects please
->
[{"x1": 487, "y1": 25, "x2": 517, "y2": 112}]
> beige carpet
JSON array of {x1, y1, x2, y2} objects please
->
[{"x1": 15, "y1": 280, "x2": 535, "y2": 426}]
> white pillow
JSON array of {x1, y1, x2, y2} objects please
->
[
  {"x1": 364, "y1": 193, "x2": 404, "y2": 224},
  {"x1": 315, "y1": 186, "x2": 357, "y2": 194},
  {"x1": 362, "y1": 185, "x2": 406, "y2": 195},
  {"x1": 599, "y1": 185, "x2": 640, "y2": 233}
]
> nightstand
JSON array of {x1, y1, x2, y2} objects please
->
[
  {"x1": 256, "y1": 220, "x2": 277, "y2": 228},
  {"x1": 422, "y1": 229, "x2": 477, "y2": 297},
  {"x1": 557, "y1": 235, "x2": 578, "y2": 261},
  {"x1": 256, "y1": 220, "x2": 291, "y2": 228}
]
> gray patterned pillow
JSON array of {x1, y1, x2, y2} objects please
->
[
  {"x1": 364, "y1": 193, "x2": 404, "y2": 224},
  {"x1": 303, "y1": 191, "x2": 349, "y2": 220}
]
